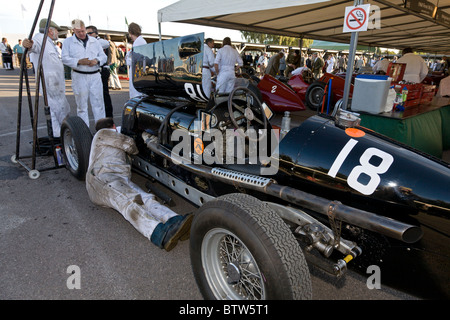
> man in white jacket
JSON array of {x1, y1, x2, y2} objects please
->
[
  {"x1": 62, "y1": 19, "x2": 107, "y2": 127},
  {"x1": 22, "y1": 19, "x2": 70, "y2": 138},
  {"x1": 86, "y1": 118, "x2": 193, "y2": 251},
  {"x1": 214, "y1": 37, "x2": 243, "y2": 94}
]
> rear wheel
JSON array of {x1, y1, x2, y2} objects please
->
[
  {"x1": 61, "y1": 116, "x2": 93, "y2": 180},
  {"x1": 190, "y1": 193, "x2": 312, "y2": 300}
]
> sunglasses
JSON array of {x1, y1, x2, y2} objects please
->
[{"x1": 87, "y1": 32, "x2": 95, "y2": 35}]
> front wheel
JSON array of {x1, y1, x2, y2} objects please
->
[
  {"x1": 61, "y1": 116, "x2": 93, "y2": 180},
  {"x1": 190, "y1": 193, "x2": 312, "y2": 300}
]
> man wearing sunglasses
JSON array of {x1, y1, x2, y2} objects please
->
[
  {"x1": 61, "y1": 19, "x2": 107, "y2": 128},
  {"x1": 86, "y1": 25, "x2": 114, "y2": 118}
]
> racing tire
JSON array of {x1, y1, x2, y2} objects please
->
[
  {"x1": 305, "y1": 81, "x2": 326, "y2": 111},
  {"x1": 60, "y1": 116, "x2": 93, "y2": 181},
  {"x1": 190, "y1": 193, "x2": 312, "y2": 300}
]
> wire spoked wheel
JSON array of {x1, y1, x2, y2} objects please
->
[
  {"x1": 190, "y1": 193, "x2": 312, "y2": 300},
  {"x1": 63, "y1": 129, "x2": 79, "y2": 173},
  {"x1": 202, "y1": 228, "x2": 265, "y2": 300}
]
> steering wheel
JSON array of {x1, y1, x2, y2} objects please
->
[{"x1": 227, "y1": 86, "x2": 268, "y2": 142}]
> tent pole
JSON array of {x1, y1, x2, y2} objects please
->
[
  {"x1": 299, "y1": 36, "x2": 303, "y2": 63},
  {"x1": 342, "y1": 32, "x2": 358, "y2": 110},
  {"x1": 158, "y1": 22, "x2": 162, "y2": 41},
  {"x1": 343, "y1": 0, "x2": 363, "y2": 110}
]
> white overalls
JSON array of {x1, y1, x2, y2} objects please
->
[
  {"x1": 86, "y1": 129, "x2": 177, "y2": 241},
  {"x1": 214, "y1": 45, "x2": 243, "y2": 94},
  {"x1": 62, "y1": 35, "x2": 107, "y2": 127},
  {"x1": 29, "y1": 33, "x2": 70, "y2": 138},
  {"x1": 202, "y1": 43, "x2": 215, "y2": 97}
]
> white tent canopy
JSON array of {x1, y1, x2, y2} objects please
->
[
  {"x1": 158, "y1": 0, "x2": 330, "y2": 26},
  {"x1": 158, "y1": 0, "x2": 450, "y2": 54}
]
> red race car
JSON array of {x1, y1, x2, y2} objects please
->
[{"x1": 257, "y1": 70, "x2": 353, "y2": 113}]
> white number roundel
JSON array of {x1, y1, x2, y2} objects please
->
[{"x1": 328, "y1": 139, "x2": 394, "y2": 195}]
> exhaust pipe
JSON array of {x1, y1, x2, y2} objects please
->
[
  {"x1": 142, "y1": 139, "x2": 423, "y2": 244},
  {"x1": 264, "y1": 184, "x2": 423, "y2": 244}
]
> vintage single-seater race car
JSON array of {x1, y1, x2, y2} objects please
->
[
  {"x1": 60, "y1": 33, "x2": 450, "y2": 300},
  {"x1": 255, "y1": 68, "x2": 354, "y2": 113}
]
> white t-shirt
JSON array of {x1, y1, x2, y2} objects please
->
[{"x1": 397, "y1": 53, "x2": 428, "y2": 83}]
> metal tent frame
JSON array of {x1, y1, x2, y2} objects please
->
[{"x1": 13, "y1": 0, "x2": 64, "y2": 179}]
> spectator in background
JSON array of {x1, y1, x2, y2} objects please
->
[
  {"x1": 284, "y1": 49, "x2": 301, "y2": 77},
  {"x1": 326, "y1": 54, "x2": 335, "y2": 73},
  {"x1": 0, "y1": 38, "x2": 14, "y2": 70},
  {"x1": 338, "y1": 54, "x2": 347, "y2": 72},
  {"x1": 311, "y1": 52, "x2": 324, "y2": 79},
  {"x1": 372, "y1": 57, "x2": 390, "y2": 74},
  {"x1": 126, "y1": 22, "x2": 147, "y2": 99},
  {"x1": 434, "y1": 56, "x2": 448, "y2": 76},
  {"x1": 355, "y1": 55, "x2": 364, "y2": 70},
  {"x1": 257, "y1": 53, "x2": 267, "y2": 77},
  {"x1": 279, "y1": 52, "x2": 286, "y2": 76},
  {"x1": 56, "y1": 41, "x2": 62, "y2": 55},
  {"x1": 106, "y1": 34, "x2": 122, "y2": 91},
  {"x1": 13, "y1": 39, "x2": 24, "y2": 68},
  {"x1": 265, "y1": 50, "x2": 284, "y2": 77},
  {"x1": 305, "y1": 54, "x2": 312, "y2": 69}
]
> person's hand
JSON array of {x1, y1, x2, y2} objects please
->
[
  {"x1": 77, "y1": 58, "x2": 90, "y2": 66},
  {"x1": 22, "y1": 39, "x2": 33, "y2": 49},
  {"x1": 88, "y1": 59, "x2": 99, "y2": 67}
]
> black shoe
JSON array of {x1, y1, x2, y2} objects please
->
[{"x1": 163, "y1": 214, "x2": 193, "y2": 251}]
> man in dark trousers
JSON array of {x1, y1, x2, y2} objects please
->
[
  {"x1": 265, "y1": 50, "x2": 284, "y2": 77},
  {"x1": 311, "y1": 52, "x2": 325, "y2": 79},
  {"x1": 86, "y1": 25, "x2": 114, "y2": 118}
]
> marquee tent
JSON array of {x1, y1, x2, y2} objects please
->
[{"x1": 158, "y1": 0, "x2": 450, "y2": 54}]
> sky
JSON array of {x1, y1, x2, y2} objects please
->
[{"x1": 0, "y1": 0, "x2": 243, "y2": 41}]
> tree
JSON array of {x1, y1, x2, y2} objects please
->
[{"x1": 240, "y1": 31, "x2": 313, "y2": 48}]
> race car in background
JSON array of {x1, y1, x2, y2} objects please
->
[{"x1": 256, "y1": 69, "x2": 354, "y2": 113}]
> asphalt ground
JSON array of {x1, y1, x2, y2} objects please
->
[{"x1": 0, "y1": 66, "x2": 423, "y2": 301}]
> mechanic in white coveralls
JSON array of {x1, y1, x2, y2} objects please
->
[
  {"x1": 86, "y1": 118, "x2": 193, "y2": 251},
  {"x1": 214, "y1": 37, "x2": 243, "y2": 94},
  {"x1": 61, "y1": 19, "x2": 106, "y2": 127},
  {"x1": 22, "y1": 19, "x2": 70, "y2": 138}
]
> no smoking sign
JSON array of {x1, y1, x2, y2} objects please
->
[{"x1": 343, "y1": 4, "x2": 371, "y2": 33}]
